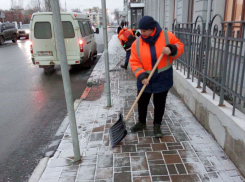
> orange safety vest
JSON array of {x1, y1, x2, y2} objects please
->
[
  {"x1": 118, "y1": 28, "x2": 134, "y2": 46},
  {"x1": 130, "y1": 30, "x2": 184, "y2": 78}
]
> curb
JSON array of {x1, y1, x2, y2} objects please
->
[
  {"x1": 80, "y1": 87, "x2": 91, "y2": 100},
  {"x1": 28, "y1": 157, "x2": 49, "y2": 182},
  {"x1": 28, "y1": 98, "x2": 85, "y2": 182}
]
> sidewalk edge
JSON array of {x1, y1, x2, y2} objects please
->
[
  {"x1": 28, "y1": 99, "x2": 82, "y2": 182},
  {"x1": 28, "y1": 157, "x2": 49, "y2": 182}
]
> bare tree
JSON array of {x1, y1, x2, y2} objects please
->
[
  {"x1": 113, "y1": 9, "x2": 120, "y2": 23},
  {"x1": 42, "y1": 0, "x2": 64, "y2": 12},
  {"x1": 43, "y1": 0, "x2": 51, "y2": 11},
  {"x1": 26, "y1": 0, "x2": 39, "y2": 11}
]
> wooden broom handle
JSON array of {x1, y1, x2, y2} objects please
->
[{"x1": 125, "y1": 53, "x2": 164, "y2": 120}]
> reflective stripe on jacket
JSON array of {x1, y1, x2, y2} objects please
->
[{"x1": 129, "y1": 30, "x2": 184, "y2": 93}]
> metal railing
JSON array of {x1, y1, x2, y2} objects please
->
[{"x1": 172, "y1": 15, "x2": 245, "y2": 115}]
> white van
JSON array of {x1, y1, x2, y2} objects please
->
[{"x1": 29, "y1": 12, "x2": 99, "y2": 71}]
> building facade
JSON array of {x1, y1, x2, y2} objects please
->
[
  {"x1": 143, "y1": 0, "x2": 245, "y2": 31},
  {"x1": 88, "y1": 12, "x2": 101, "y2": 26}
]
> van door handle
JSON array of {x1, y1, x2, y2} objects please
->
[{"x1": 87, "y1": 41, "x2": 91, "y2": 44}]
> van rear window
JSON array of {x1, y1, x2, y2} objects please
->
[
  {"x1": 62, "y1": 21, "x2": 75, "y2": 38},
  {"x1": 34, "y1": 22, "x2": 52, "y2": 39}
]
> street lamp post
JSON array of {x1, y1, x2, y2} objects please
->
[{"x1": 101, "y1": 0, "x2": 111, "y2": 107}]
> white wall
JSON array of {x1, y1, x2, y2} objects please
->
[
  {"x1": 165, "y1": 0, "x2": 174, "y2": 30},
  {"x1": 159, "y1": 0, "x2": 165, "y2": 28},
  {"x1": 193, "y1": 0, "x2": 208, "y2": 22}
]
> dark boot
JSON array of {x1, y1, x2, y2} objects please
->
[
  {"x1": 154, "y1": 124, "x2": 163, "y2": 138},
  {"x1": 120, "y1": 64, "x2": 127, "y2": 70},
  {"x1": 130, "y1": 122, "x2": 146, "y2": 132}
]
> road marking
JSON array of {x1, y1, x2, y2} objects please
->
[{"x1": 81, "y1": 87, "x2": 91, "y2": 100}]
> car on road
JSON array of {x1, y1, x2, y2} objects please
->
[
  {"x1": 17, "y1": 24, "x2": 30, "y2": 39},
  {"x1": 0, "y1": 22, "x2": 18, "y2": 45},
  {"x1": 29, "y1": 12, "x2": 99, "y2": 72}
]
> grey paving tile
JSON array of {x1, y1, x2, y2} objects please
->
[
  {"x1": 97, "y1": 155, "x2": 113, "y2": 168},
  {"x1": 133, "y1": 176, "x2": 151, "y2": 182},
  {"x1": 76, "y1": 164, "x2": 96, "y2": 180},
  {"x1": 58, "y1": 176, "x2": 76, "y2": 182},
  {"x1": 152, "y1": 175, "x2": 170, "y2": 182},
  {"x1": 122, "y1": 145, "x2": 136, "y2": 153},
  {"x1": 48, "y1": 158, "x2": 72, "y2": 168},
  {"x1": 167, "y1": 164, "x2": 178, "y2": 174},
  {"x1": 207, "y1": 172, "x2": 223, "y2": 182},
  {"x1": 227, "y1": 170, "x2": 241, "y2": 177},
  {"x1": 114, "y1": 167, "x2": 131, "y2": 173},
  {"x1": 175, "y1": 164, "x2": 187, "y2": 174},
  {"x1": 146, "y1": 152, "x2": 163, "y2": 160},
  {"x1": 178, "y1": 149, "x2": 197, "y2": 158},
  {"x1": 114, "y1": 172, "x2": 131, "y2": 182},
  {"x1": 231, "y1": 176, "x2": 245, "y2": 182},
  {"x1": 95, "y1": 168, "x2": 113, "y2": 180},
  {"x1": 132, "y1": 171, "x2": 149, "y2": 177},
  {"x1": 114, "y1": 153, "x2": 130, "y2": 158},
  {"x1": 39, "y1": 178, "x2": 59, "y2": 182},
  {"x1": 198, "y1": 173, "x2": 211, "y2": 182},
  {"x1": 150, "y1": 165, "x2": 168, "y2": 176},
  {"x1": 130, "y1": 152, "x2": 146, "y2": 157},
  {"x1": 131, "y1": 157, "x2": 148, "y2": 171},
  {"x1": 95, "y1": 179, "x2": 112, "y2": 182},
  {"x1": 138, "y1": 137, "x2": 153, "y2": 144},
  {"x1": 182, "y1": 157, "x2": 199, "y2": 163},
  {"x1": 136, "y1": 144, "x2": 152, "y2": 152},
  {"x1": 114, "y1": 157, "x2": 130, "y2": 167},
  {"x1": 173, "y1": 133, "x2": 190, "y2": 142},
  {"x1": 148, "y1": 160, "x2": 165, "y2": 165},
  {"x1": 170, "y1": 174, "x2": 201, "y2": 182},
  {"x1": 217, "y1": 171, "x2": 233, "y2": 182},
  {"x1": 184, "y1": 162, "x2": 206, "y2": 174},
  {"x1": 220, "y1": 159, "x2": 237, "y2": 171}
]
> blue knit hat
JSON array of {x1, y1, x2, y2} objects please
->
[{"x1": 139, "y1": 16, "x2": 156, "y2": 30}]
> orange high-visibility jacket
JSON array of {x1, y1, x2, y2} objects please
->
[
  {"x1": 129, "y1": 27, "x2": 184, "y2": 93},
  {"x1": 118, "y1": 28, "x2": 134, "y2": 46}
]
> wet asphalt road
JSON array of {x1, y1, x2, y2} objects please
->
[{"x1": 0, "y1": 27, "x2": 117, "y2": 182}]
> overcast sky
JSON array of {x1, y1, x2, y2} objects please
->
[{"x1": 0, "y1": 0, "x2": 124, "y2": 13}]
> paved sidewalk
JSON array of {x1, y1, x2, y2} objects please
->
[{"x1": 37, "y1": 35, "x2": 245, "y2": 182}]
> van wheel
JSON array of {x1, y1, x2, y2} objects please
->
[
  {"x1": 12, "y1": 34, "x2": 17, "y2": 43},
  {"x1": 84, "y1": 56, "x2": 92, "y2": 68},
  {"x1": 43, "y1": 66, "x2": 55, "y2": 73},
  {"x1": 93, "y1": 50, "x2": 97, "y2": 59},
  {"x1": 0, "y1": 36, "x2": 4, "y2": 45}
]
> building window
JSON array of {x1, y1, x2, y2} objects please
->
[{"x1": 224, "y1": 0, "x2": 245, "y2": 36}]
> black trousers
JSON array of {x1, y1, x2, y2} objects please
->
[{"x1": 138, "y1": 90, "x2": 169, "y2": 125}]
